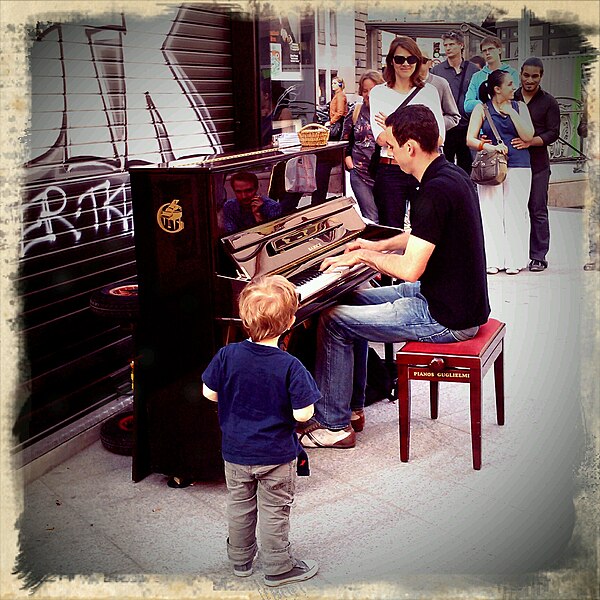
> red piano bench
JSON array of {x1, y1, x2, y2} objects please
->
[{"x1": 396, "y1": 318, "x2": 506, "y2": 470}]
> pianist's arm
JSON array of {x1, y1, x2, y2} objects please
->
[{"x1": 321, "y1": 231, "x2": 434, "y2": 283}]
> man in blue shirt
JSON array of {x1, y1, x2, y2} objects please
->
[
  {"x1": 223, "y1": 171, "x2": 282, "y2": 233},
  {"x1": 464, "y1": 35, "x2": 519, "y2": 115}
]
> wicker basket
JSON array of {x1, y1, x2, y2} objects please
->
[{"x1": 298, "y1": 123, "x2": 330, "y2": 147}]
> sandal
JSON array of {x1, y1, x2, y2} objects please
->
[
  {"x1": 486, "y1": 267, "x2": 499, "y2": 275},
  {"x1": 505, "y1": 268, "x2": 520, "y2": 275}
]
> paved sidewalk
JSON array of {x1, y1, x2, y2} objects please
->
[{"x1": 7, "y1": 208, "x2": 599, "y2": 599}]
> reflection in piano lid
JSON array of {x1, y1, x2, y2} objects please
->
[
  {"x1": 217, "y1": 200, "x2": 402, "y2": 325},
  {"x1": 220, "y1": 197, "x2": 366, "y2": 280}
]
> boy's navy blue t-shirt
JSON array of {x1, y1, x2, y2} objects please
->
[{"x1": 202, "y1": 340, "x2": 321, "y2": 465}]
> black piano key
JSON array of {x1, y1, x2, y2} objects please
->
[{"x1": 288, "y1": 267, "x2": 322, "y2": 286}]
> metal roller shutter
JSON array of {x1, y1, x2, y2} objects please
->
[{"x1": 15, "y1": 4, "x2": 236, "y2": 451}]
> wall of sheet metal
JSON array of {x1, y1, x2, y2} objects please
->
[{"x1": 15, "y1": 4, "x2": 238, "y2": 448}]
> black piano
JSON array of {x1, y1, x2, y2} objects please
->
[{"x1": 129, "y1": 142, "x2": 400, "y2": 483}]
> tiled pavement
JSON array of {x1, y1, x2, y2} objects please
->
[{"x1": 4, "y1": 207, "x2": 598, "y2": 599}]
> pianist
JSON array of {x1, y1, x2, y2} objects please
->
[
  {"x1": 298, "y1": 104, "x2": 490, "y2": 449},
  {"x1": 223, "y1": 171, "x2": 282, "y2": 233}
]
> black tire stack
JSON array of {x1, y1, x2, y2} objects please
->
[
  {"x1": 90, "y1": 282, "x2": 139, "y2": 455},
  {"x1": 100, "y1": 411, "x2": 134, "y2": 456}
]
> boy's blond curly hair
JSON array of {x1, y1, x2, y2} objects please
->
[{"x1": 239, "y1": 275, "x2": 298, "y2": 342}]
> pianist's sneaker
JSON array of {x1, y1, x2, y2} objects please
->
[{"x1": 297, "y1": 419, "x2": 355, "y2": 448}]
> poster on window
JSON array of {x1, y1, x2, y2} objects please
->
[{"x1": 270, "y1": 12, "x2": 302, "y2": 81}]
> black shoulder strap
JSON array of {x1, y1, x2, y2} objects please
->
[
  {"x1": 400, "y1": 86, "x2": 421, "y2": 108},
  {"x1": 456, "y1": 61, "x2": 469, "y2": 104}
]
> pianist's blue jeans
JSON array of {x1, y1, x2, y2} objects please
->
[{"x1": 314, "y1": 281, "x2": 478, "y2": 430}]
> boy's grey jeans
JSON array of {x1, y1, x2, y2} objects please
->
[{"x1": 224, "y1": 459, "x2": 296, "y2": 576}]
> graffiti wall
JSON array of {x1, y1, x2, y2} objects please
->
[{"x1": 16, "y1": 4, "x2": 235, "y2": 446}]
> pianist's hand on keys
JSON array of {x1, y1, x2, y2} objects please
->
[
  {"x1": 291, "y1": 265, "x2": 362, "y2": 302},
  {"x1": 320, "y1": 249, "x2": 364, "y2": 273}
]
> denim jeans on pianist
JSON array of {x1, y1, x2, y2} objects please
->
[{"x1": 313, "y1": 281, "x2": 478, "y2": 429}]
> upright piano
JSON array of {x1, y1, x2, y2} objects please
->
[{"x1": 129, "y1": 142, "x2": 400, "y2": 483}]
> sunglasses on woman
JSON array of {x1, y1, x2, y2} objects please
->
[{"x1": 392, "y1": 55, "x2": 419, "y2": 65}]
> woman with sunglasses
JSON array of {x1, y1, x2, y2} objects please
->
[{"x1": 369, "y1": 36, "x2": 445, "y2": 228}]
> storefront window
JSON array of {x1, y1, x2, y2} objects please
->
[{"x1": 258, "y1": 10, "x2": 317, "y2": 146}]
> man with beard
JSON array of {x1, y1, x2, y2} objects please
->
[{"x1": 512, "y1": 57, "x2": 560, "y2": 272}]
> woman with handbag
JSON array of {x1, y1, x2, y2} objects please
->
[
  {"x1": 369, "y1": 37, "x2": 445, "y2": 228},
  {"x1": 326, "y1": 77, "x2": 348, "y2": 141},
  {"x1": 467, "y1": 69, "x2": 534, "y2": 275},
  {"x1": 341, "y1": 69, "x2": 385, "y2": 222}
]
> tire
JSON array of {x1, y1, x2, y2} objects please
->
[
  {"x1": 100, "y1": 410, "x2": 134, "y2": 456},
  {"x1": 90, "y1": 283, "x2": 139, "y2": 321}
]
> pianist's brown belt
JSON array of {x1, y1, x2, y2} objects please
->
[{"x1": 380, "y1": 156, "x2": 399, "y2": 166}]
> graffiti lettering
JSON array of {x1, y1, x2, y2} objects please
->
[
  {"x1": 21, "y1": 181, "x2": 133, "y2": 257},
  {"x1": 76, "y1": 180, "x2": 131, "y2": 233},
  {"x1": 21, "y1": 186, "x2": 81, "y2": 257}
]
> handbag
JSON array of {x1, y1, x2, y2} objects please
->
[
  {"x1": 470, "y1": 104, "x2": 508, "y2": 186},
  {"x1": 328, "y1": 119, "x2": 343, "y2": 141}
]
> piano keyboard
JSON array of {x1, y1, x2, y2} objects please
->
[{"x1": 290, "y1": 264, "x2": 364, "y2": 301}]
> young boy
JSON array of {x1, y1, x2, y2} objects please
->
[{"x1": 202, "y1": 275, "x2": 320, "y2": 587}]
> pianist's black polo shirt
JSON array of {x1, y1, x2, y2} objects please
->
[
  {"x1": 410, "y1": 155, "x2": 490, "y2": 331},
  {"x1": 514, "y1": 86, "x2": 560, "y2": 173}
]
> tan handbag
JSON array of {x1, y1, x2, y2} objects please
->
[{"x1": 470, "y1": 104, "x2": 508, "y2": 186}]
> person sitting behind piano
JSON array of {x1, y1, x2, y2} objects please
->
[
  {"x1": 223, "y1": 171, "x2": 282, "y2": 234},
  {"x1": 297, "y1": 104, "x2": 490, "y2": 449}
]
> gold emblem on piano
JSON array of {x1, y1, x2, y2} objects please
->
[{"x1": 157, "y1": 199, "x2": 184, "y2": 233}]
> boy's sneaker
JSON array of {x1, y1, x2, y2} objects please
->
[
  {"x1": 264, "y1": 559, "x2": 318, "y2": 587},
  {"x1": 298, "y1": 420, "x2": 355, "y2": 448},
  {"x1": 233, "y1": 555, "x2": 256, "y2": 577}
]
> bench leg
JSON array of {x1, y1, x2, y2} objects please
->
[
  {"x1": 430, "y1": 381, "x2": 439, "y2": 419},
  {"x1": 470, "y1": 369, "x2": 482, "y2": 470},
  {"x1": 397, "y1": 365, "x2": 410, "y2": 462},
  {"x1": 494, "y1": 346, "x2": 505, "y2": 426}
]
